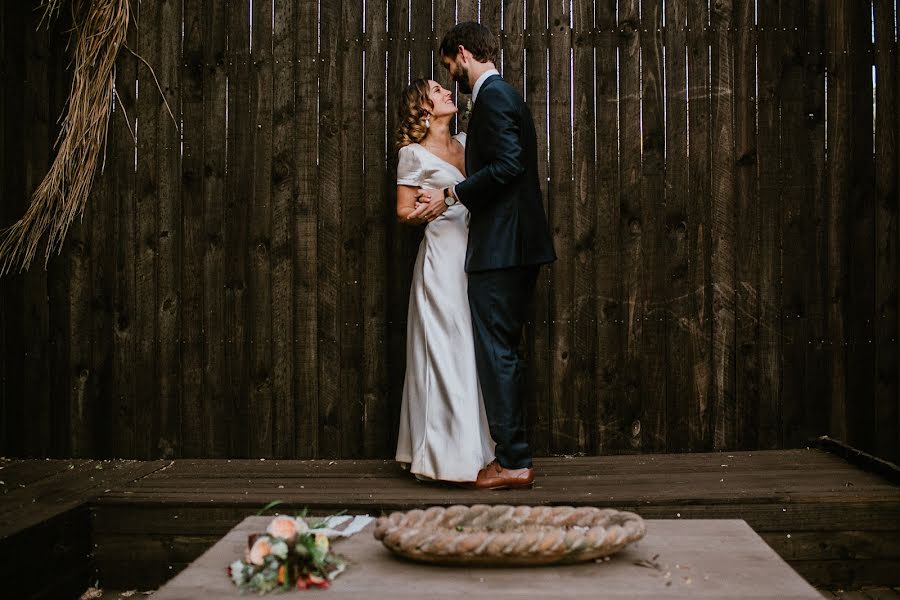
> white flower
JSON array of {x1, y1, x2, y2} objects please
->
[
  {"x1": 271, "y1": 540, "x2": 289, "y2": 560},
  {"x1": 228, "y1": 560, "x2": 246, "y2": 585}
]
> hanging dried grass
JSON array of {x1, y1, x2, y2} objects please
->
[{"x1": 0, "y1": 0, "x2": 129, "y2": 275}]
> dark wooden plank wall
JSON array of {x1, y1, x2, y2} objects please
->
[{"x1": 0, "y1": 0, "x2": 897, "y2": 462}]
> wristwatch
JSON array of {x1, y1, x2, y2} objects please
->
[{"x1": 442, "y1": 186, "x2": 457, "y2": 207}]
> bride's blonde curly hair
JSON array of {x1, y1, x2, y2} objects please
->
[{"x1": 395, "y1": 79, "x2": 433, "y2": 150}]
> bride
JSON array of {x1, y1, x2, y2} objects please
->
[{"x1": 393, "y1": 78, "x2": 495, "y2": 483}]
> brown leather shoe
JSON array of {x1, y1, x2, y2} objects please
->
[{"x1": 471, "y1": 459, "x2": 535, "y2": 490}]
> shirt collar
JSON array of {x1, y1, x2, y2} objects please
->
[{"x1": 472, "y1": 68, "x2": 500, "y2": 103}]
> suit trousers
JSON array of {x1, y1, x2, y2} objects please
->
[{"x1": 467, "y1": 265, "x2": 539, "y2": 470}]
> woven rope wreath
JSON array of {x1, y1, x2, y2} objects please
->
[{"x1": 374, "y1": 504, "x2": 646, "y2": 566}]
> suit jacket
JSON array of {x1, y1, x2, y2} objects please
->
[{"x1": 455, "y1": 74, "x2": 556, "y2": 273}]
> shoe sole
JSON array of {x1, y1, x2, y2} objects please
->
[{"x1": 472, "y1": 481, "x2": 535, "y2": 491}]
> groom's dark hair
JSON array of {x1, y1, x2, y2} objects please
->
[{"x1": 439, "y1": 22, "x2": 499, "y2": 64}]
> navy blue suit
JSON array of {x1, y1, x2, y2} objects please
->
[{"x1": 455, "y1": 74, "x2": 556, "y2": 469}]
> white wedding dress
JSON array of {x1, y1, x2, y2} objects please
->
[{"x1": 394, "y1": 132, "x2": 495, "y2": 482}]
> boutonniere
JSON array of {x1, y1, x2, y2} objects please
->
[{"x1": 460, "y1": 96, "x2": 473, "y2": 121}]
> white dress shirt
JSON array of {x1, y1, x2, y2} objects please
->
[{"x1": 472, "y1": 68, "x2": 500, "y2": 104}]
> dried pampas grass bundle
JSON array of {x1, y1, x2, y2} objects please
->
[{"x1": 0, "y1": 0, "x2": 129, "y2": 275}]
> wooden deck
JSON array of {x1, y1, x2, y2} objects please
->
[{"x1": 2, "y1": 448, "x2": 898, "y2": 598}]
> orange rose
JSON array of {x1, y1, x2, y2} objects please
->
[
  {"x1": 247, "y1": 536, "x2": 272, "y2": 566},
  {"x1": 277, "y1": 564, "x2": 287, "y2": 585},
  {"x1": 266, "y1": 515, "x2": 308, "y2": 540}
]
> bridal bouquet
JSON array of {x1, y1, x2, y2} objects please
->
[{"x1": 228, "y1": 515, "x2": 347, "y2": 592}]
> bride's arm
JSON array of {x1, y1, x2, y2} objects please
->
[{"x1": 397, "y1": 185, "x2": 427, "y2": 226}]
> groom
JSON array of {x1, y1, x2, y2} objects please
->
[{"x1": 415, "y1": 22, "x2": 556, "y2": 490}]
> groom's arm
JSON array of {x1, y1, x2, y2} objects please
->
[{"x1": 452, "y1": 88, "x2": 524, "y2": 210}]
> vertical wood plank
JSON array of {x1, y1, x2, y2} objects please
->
[
  {"x1": 0, "y1": 0, "x2": 8, "y2": 453},
  {"x1": 386, "y1": 0, "x2": 411, "y2": 457},
  {"x1": 639, "y1": 0, "x2": 667, "y2": 452},
  {"x1": 845, "y1": 0, "x2": 877, "y2": 453},
  {"x1": 181, "y1": 0, "x2": 205, "y2": 458},
  {"x1": 340, "y1": 0, "x2": 365, "y2": 458},
  {"x1": 686, "y1": 0, "x2": 713, "y2": 450},
  {"x1": 594, "y1": 0, "x2": 623, "y2": 453},
  {"x1": 895, "y1": 0, "x2": 900, "y2": 462},
  {"x1": 752, "y1": 0, "x2": 780, "y2": 447},
  {"x1": 23, "y1": 5, "x2": 53, "y2": 455},
  {"x1": 825, "y1": 0, "x2": 852, "y2": 443},
  {"x1": 733, "y1": 0, "x2": 767, "y2": 449},
  {"x1": 135, "y1": 0, "x2": 160, "y2": 459},
  {"x1": 548, "y1": 0, "x2": 575, "y2": 453},
  {"x1": 63, "y1": 228, "x2": 91, "y2": 453},
  {"x1": 780, "y1": 0, "x2": 824, "y2": 449},
  {"x1": 617, "y1": 0, "x2": 644, "y2": 452},
  {"x1": 201, "y1": 0, "x2": 229, "y2": 457},
  {"x1": 410, "y1": 0, "x2": 434, "y2": 78},
  {"x1": 110, "y1": 0, "x2": 139, "y2": 459},
  {"x1": 225, "y1": 0, "x2": 252, "y2": 457},
  {"x1": 61, "y1": 8, "x2": 93, "y2": 456},
  {"x1": 435, "y1": 0, "x2": 457, "y2": 92},
  {"x1": 709, "y1": 0, "x2": 736, "y2": 450},
  {"x1": 400, "y1": 0, "x2": 433, "y2": 455},
  {"x1": 458, "y1": 0, "x2": 478, "y2": 23},
  {"x1": 873, "y1": 0, "x2": 899, "y2": 461},
  {"x1": 318, "y1": 0, "x2": 343, "y2": 458},
  {"x1": 572, "y1": 0, "x2": 597, "y2": 452},
  {"x1": 272, "y1": 0, "x2": 296, "y2": 458},
  {"x1": 248, "y1": 0, "x2": 274, "y2": 458},
  {"x1": 800, "y1": 0, "x2": 829, "y2": 448},
  {"x1": 481, "y1": 0, "x2": 502, "y2": 34},
  {"x1": 481, "y1": 0, "x2": 503, "y2": 130},
  {"x1": 524, "y1": 0, "x2": 551, "y2": 455},
  {"x1": 363, "y1": 0, "x2": 391, "y2": 457},
  {"x1": 156, "y1": 0, "x2": 183, "y2": 459},
  {"x1": 90, "y1": 38, "x2": 115, "y2": 459},
  {"x1": 663, "y1": 0, "x2": 692, "y2": 452},
  {"x1": 502, "y1": 0, "x2": 526, "y2": 94},
  {"x1": 294, "y1": 0, "x2": 319, "y2": 458},
  {"x1": 1, "y1": 1, "x2": 27, "y2": 456}
]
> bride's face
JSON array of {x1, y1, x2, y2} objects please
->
[{"x1": 425, "y1": 80, "x2": 457, "y2": 118}]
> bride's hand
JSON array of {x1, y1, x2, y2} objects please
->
[
  {"x1": 404, "y1": 202, "x2": 428, "y2": 226},
  {"x1": 414, "y1": 189, "x2": 448, "y2": 222}
]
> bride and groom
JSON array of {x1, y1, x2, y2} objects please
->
[{"x1": 393, "y1": 22, "x2": 556, "y2": 490}]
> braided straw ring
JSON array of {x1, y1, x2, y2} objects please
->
[{"x1": 373, "y1": 505, "x2": 646, "y2": 566}]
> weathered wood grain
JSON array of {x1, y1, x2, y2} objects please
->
[
  {"x1": 548, "y1": 0, "x2": 576, "y2": 454},
  {"x1": 873, "y1": 0, "x2": 899, "y2": 463},
  {"x1": 639, "y1": 0, "x2": 667, "y2": 452},
  {"x1": 247, "y1": 0, "x2": 275, "y2": 458},
  {"x1": 685, "y1": 0, "x2": 713, "y2": 451},
  {"x1": 271, "y1": 0, "x2": 296, "y2": 458},
  {"x1": 201, "y1": 0, "x2": 229, "y2": 457},
  {"x1": 293, "y1": 0, "x2": 319, "y2": 458},
  {"x1": 181, "y1": 0, "x2": 205, "y2": 458},
  {"x1": 362, "y1": 0, "x2": 390, "y2": 458},
  {"x1": 524, "y1": 0, "x2": 552, "y2": 455},
  {"x1": 0, "y1": 0, "x2": 895, "y2": 463},
  {"x1": 225, "y1": 0, "x2": 252, "y2": 457}
]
